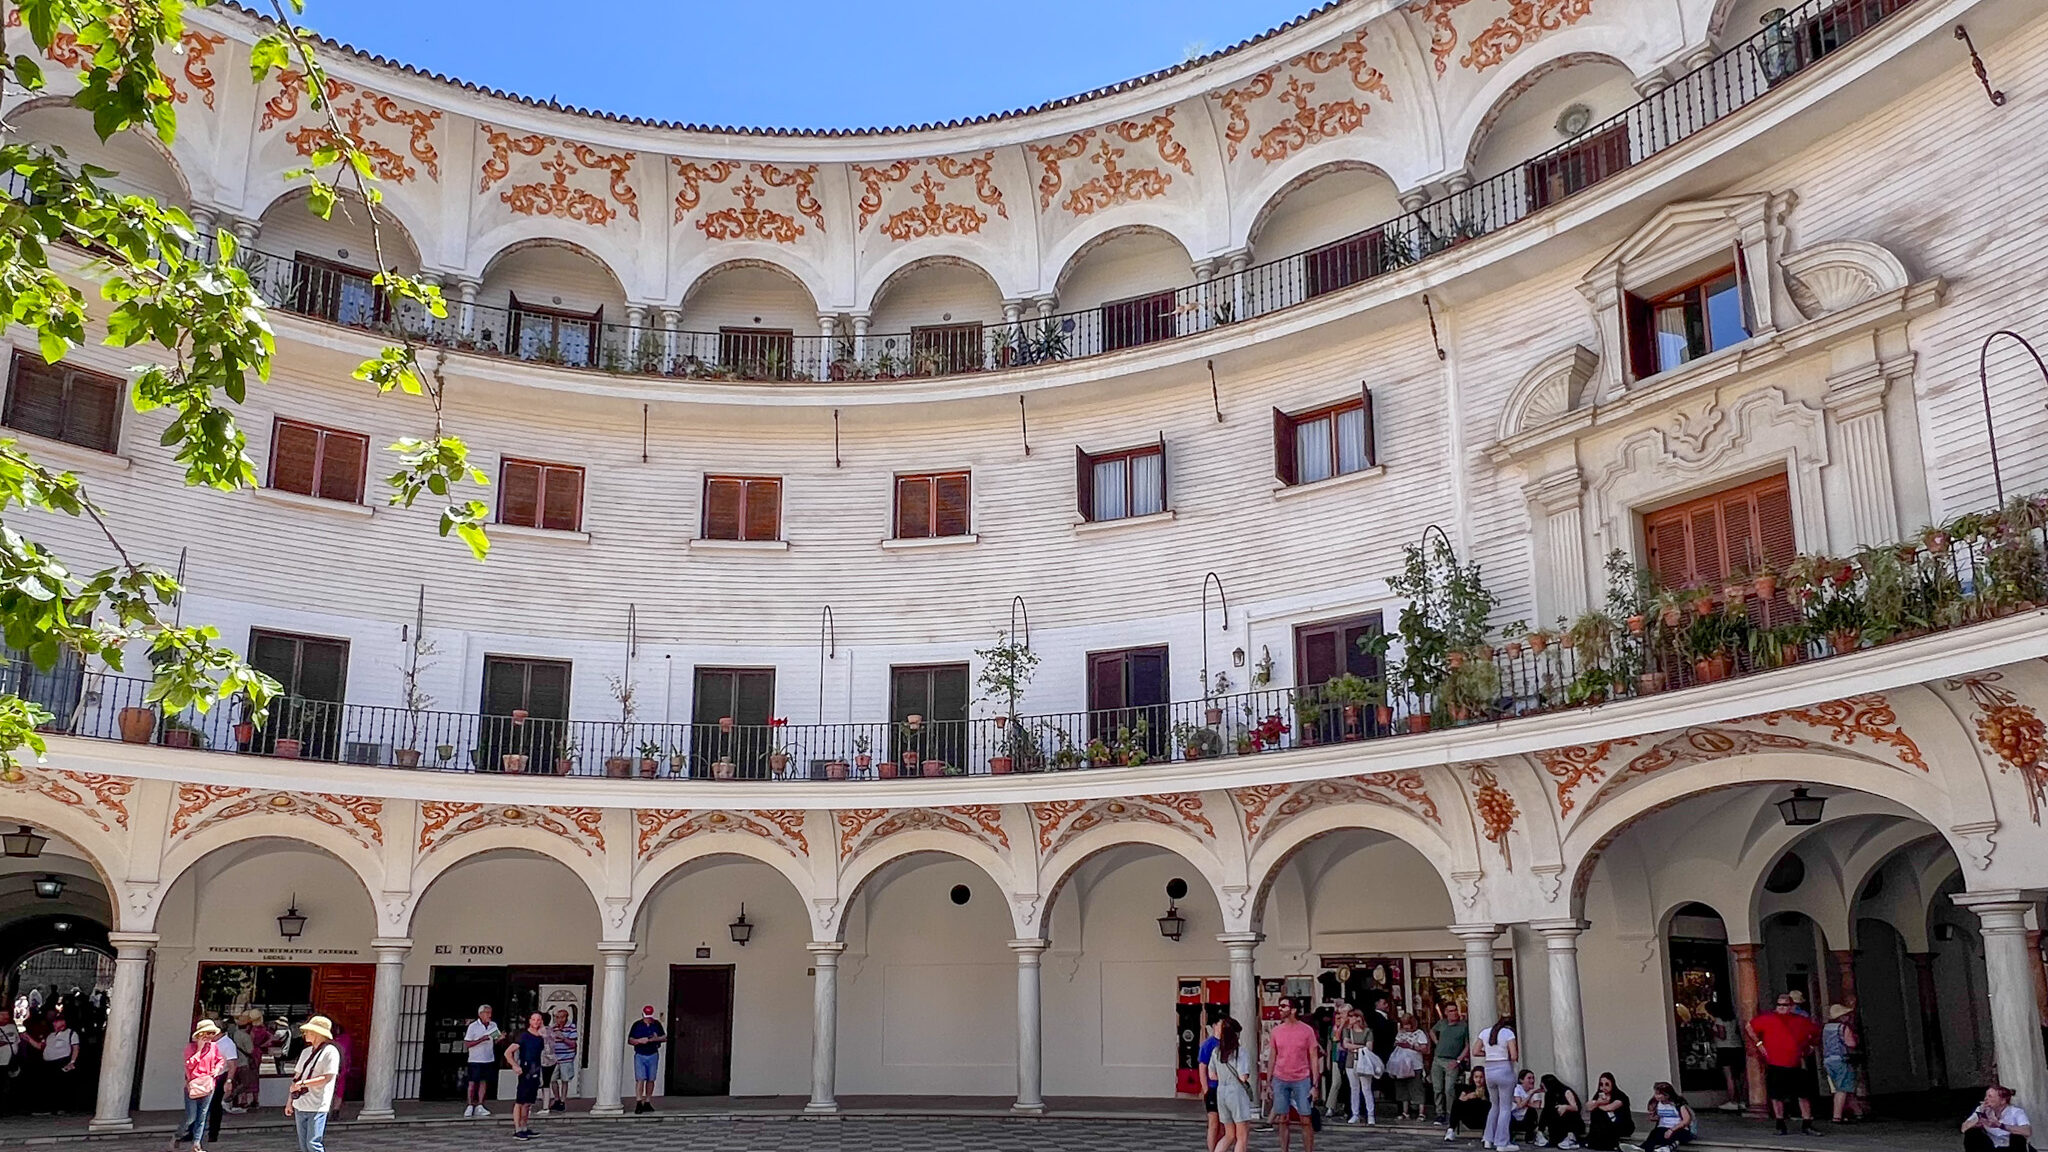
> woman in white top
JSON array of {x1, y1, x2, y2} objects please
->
[
  {"x1": 1468, "y1": 1015, "x2": 1521, "y2": 1151},
  {"x1": 1961, "y1": 1085, "x2": 2032, "y2": 1152},
  {"x1": 1387, "y1": 1012, "x2": 1430, "y2": 1121},
  {"x1": 1644, "y1": 1081, "x2": 1696, "y2": 1150}
]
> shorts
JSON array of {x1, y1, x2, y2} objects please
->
[
  {"x1": 633, "y1": 1051, "x2": 659, "y2": 1082},
  {"x1": 551, "y1": 1066, "x2": 575, "y2": 1092},
  {"x1": 465, "y1": 1061, "x2": 495, "y2": 1085},
  {"x1": 1716, "y1": 1046, "x2": 1745, "y2": 1070},
  {"x1": 1823, "y1": 1057, "x2": 1856, "y2": 1094},
  {"x1": 515, "y1": 1071, "x2": 541, "y2": 1105},
  {"x1": 1204, "y1": 1086, "x2": 1217, "y2": 1113},
  {"x1": 1273, "y1": 1077, "x2": 1314, "y2": 1119},
  {"x1": 1765, "y1": 1063, "x2": 1810, "y2": 1103}
]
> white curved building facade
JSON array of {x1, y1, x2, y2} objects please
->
[{"x1": 2, "y1": 0, "x2": 2048, "y2": 1131}]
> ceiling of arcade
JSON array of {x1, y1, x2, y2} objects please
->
[{"x1": 2, "y1": 0, "x2": 1732, "y2": 299}]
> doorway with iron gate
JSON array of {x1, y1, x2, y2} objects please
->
[{"x1": 665, "y1": 965, "x2": 734, "y2": 1096}]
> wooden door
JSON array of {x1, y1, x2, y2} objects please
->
[
  {"x1": 314, "y1": 964, "x2": 377, "y2": 1104},
  {"x1": 665, "y1": 966, "x2": 734, "y2": 1096}
]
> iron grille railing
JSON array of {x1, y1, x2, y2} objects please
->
[{"x1": 2, "y1": 0, "x2": 1917, "y2": 384}]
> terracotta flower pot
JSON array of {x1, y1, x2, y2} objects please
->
[
  {"x1": 1693, "y1": 594, "x2": 1716, "y2": 616},
  {"x1": 1693, "y1": 655, "x2": 1731, "y2": 684},
  {"x1": 921, "y1": 759, "x2": 946, "y2": 777},
  {"x1": 718, "y1": 716, "x2": 734, "y2": 733},
  {"x1": 1506, "y1": 641, "x2": 1524, "y2": 658},
  {"x1": 854, "y1": 753, "x2": 873, "y2": 772},
  {"x1": 1375, "y1": 705, "x2": 1393, "y2": 727},
  {"x1": 502, "y1": 754, "x2": 529, "y2": 773},
  {"x1": 1637, "y1": 671, "x2": 1668, "y2": 695},
  {"x1": 639, "y1": 757, "x2": 660, "y2": 778},
  {"x1": 394, "y1": 748, "x2": 422, "y2": 767},
  {"x1": 1446, "y1": 650, "x2": 1466, "y2": 670},
  {"x1": 767, "y1": 752, "x2": 790, "y2": 776},
  {"x1": 989, "y1": 756, "x2": 1013, "y2": 775},
  {"x1": 273, "y1": 738, "x2": 303, "y2": 759},
  {"x1": 1660, "y1": 608, "x2": 1683, "y2": 628},
  {"x1": 1205, "y1": 707, "x2": 1224, "y2": 726},
  {"x1": 993, "y1": 715, "x2": 1007, "y2": 729},
  {"x1": 712, "y1": 758, "x2": 736, "y2": 780},
  {"x1": 234, "y1": 722, "x2": 255, "y2": 744},
  {"x1": 1531, "y1": 635, "x2": 1550, "y2": 654},
  {"x1": 877, "y1": 760, "x2": 898, "y2": 779},
  {"x1": 1404, "y1": 713, "x2": 1432, "y2": 734},
  {"x1": 604, "y1": 756, "x2": 631, "y2": 778},
  {"x1": 511, "y1": 708, "x2": 529, "y2": 724},
  {"x1": 906, "y1": 714, "x2": 924, "y2": 731},
  {"x1": 1829, "y1": 629, "x2": 1862, "y2": 655},
  {"x1": 1721, "y1": 582, "x2": 1746, "y2": 604},
  {"x1": 117, "y1": 707, "x2": 155, "y2": 744},
  {"x1": 1755, "y1": 575, "x2": 1778, "y2": 599},
  {"x1": 901, "y1": 751, "x2": 919, "y2": 775},
  {"x1": 164, "y1": 728, "x2": 195, "y2": 749},
  {"x1": 825, "y1": 760, "x2": 850, "y2": 780},
  {"x1": 1626, "y1": 615, "x2": 1646, "y2": 635},
  {"x1": 1342, "y1": 704, "x2": 1362, "y2": 727},
  {"x1": 555, "y1": 757, "x2": 574, "y2": 775}
]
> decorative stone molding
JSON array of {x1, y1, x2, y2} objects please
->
[
  {"x1": 1496, "y1": 344, "x2": 1599, "y2": 443},
  {"x1": 1780, "y1": 239, "x2": 1910, "y2": 322}
]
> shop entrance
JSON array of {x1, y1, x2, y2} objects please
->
[
  {"x1": 421, "y1": 965, "x2": 591, "y2": 1101},
  {"x1": 665, "y1": 965, "x2": 733, "y2": 1096}
]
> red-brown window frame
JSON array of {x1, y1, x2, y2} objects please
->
[
  {"x1": 894, "y1": 471, "x2": 971, "y2": 539},
  {"x1": 702, "y1": 475, "x2": 782, "y2": 542},
  {"x1": 1525, "y1": 122, "x2": 1632, "y2": 211},
  {"x1": 268, "y1": 417, "x2": 370, "y2": 504},
  {"x1": 910, "y1": 323, "x2": 986, "y2": 375},
  {"x1": 508, "y1": 293, "x2": 602, "y2": 368},
  {"x1": 1304, "y1": 228, "x2": 1391, "y2": 298},
  {"x1": 2, "y1": 348, "x2": 123, "y2": 453},
  {"x1": 1100, "y1": 290, "x2": 1177, "y2": 352},
  {"x1": 1075, "y1": 438, "x2": 1167, "y2": 523},
  {"x1": 1272, "y1": 385, "x2": 1376, "y2": 487},
  {"x1": 1624, "y1": 258, "x2": 1749, "y2": 383},
  {"x1": 1641, "y1": 472, "x2": 1797, "y2": 592},
  {"x1": 287, "y1": 252, "x2": 389, "y2": 328},
  {"x1": 498, "y1": 457, "x2": 585, "y2": 533}
]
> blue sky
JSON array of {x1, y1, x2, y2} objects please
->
[{"x1": 301, "y1": 0, "x2": 1315, "y2": 131}]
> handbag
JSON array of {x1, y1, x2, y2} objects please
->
[{"x1": 187, "y1": 1072, "x2": 216, "y2": 1099}]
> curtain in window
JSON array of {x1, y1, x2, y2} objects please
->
[
  {"x1": 1130, "y1": 452, "x2": 1164, "y2": 517},
  {"x1": 1093, "y1": 458, "x2": 1129, "y2": 521},
  {"x1": 1335, "y1": 408, "x2": 1367, "y2": 476},
  {"x1": 1296, "y1": 417, "x2": 1333, "y2": 484},
  {"x1": 1655, "y1": 303, "x2": 1692, "y2": 373}
]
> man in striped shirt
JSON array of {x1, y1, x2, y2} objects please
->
[{"x1": 546, "y1": 1008, "x2": 578, "y2": 1113}]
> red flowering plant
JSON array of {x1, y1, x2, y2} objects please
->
[{"x1": 1235, "y1": 711, "x2": 1290, "y2": 754}]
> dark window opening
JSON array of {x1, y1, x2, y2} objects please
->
[
  {"x1": 478, "y1": 654, "x2": 570, "y2": 772},
  {"x1": 509, "y1": 294, "x2": 601, "y2": 369},
  {"x1": 1304, "y1": 228, "x2": 1391, "y2": 298},
  {"x1": 718, "y1": 327, "x2": 796, "y2": 380},
  {"x1": 1293, "y1": 613, "x2": 1386, "y2": 742},
  {"x1": 690, "y1": 667, "x2": 775, "y2": 778},
  {"x1": 248, "y1": 629, "x2": 350, "y2": 760},
  {"x1": 3, "y1": 349, "x2": 122, "y2": 453},
  {"x1": 910, "y1": 323, "x2": 985, "y2": 375},
  {"x1": 288, "y1": 252, "x2": 389, "y2": 328},
  {"x1": 1086, "y1": 645, "x2": 1170, "y2": 760},
  {"x1": 1100, "y1": 291, "x2": 1177, "y2": 352},
  {"x1": 889, "y1": 663, "x2": 968, "y2": 773}
]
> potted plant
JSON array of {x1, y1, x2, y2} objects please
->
[
  {"x1": 1204, "y1": 672, "x2": 1231, "y2": 726},
  {"x1": 1050, "y1": 730, "x2": 1082, "y2": 771},
  {"x1": 764, "y1": 718, "x2": 793, "y2": 777},
  {"x1": 1802, "y1": 560, "x2": 1867, "y2": 654},
  {"x1": 604, "y1": 673, "x2": 638, "y2": 776},
  {"x1": 1324, "y1": 672, "x2": 1376, "y2": 737},
  {"x1": 271, "y1": 699, "x2": 321, "y2": 759},
  {"x1": 975, "y1": 630, "x2": 1039, "y2": 750},
  {"x1": 1443, "y1": 657, "x2": 1502, "y2": 722},
  {"x1": 711, "y1": 755, "x2": 737, "y2": 780},
  {"x1": 502, "y1": 750, "x2": 529, "y2": 773},
  {"x1": 160, "y1": 713, "x2": 205, "y2": 749},
  {"x1": 921, "y1": 756, "x2": 948, "y2": 777},
  {"x1": 718, "y1": 715, "x2": 734, "y2": 733},
  {"x1": 1527, "y1": 624, "x2": 1556, "y2": 654},
  {"x1": 1501, "y1": 620, "x2": 1527, "y2": 659},
  {"x1": 897, "y1": 720, "x2": 922, "y2": 776},
  {"x1": 556, "y1": 738, "x2": 578, "y2": 775},
  {"x1": 637, "y1": 739, "x2": 663, "y2": 778},
  {"x1": 1753, "y1": 561, "x2": 1780, "y2": 600},
  {"x1": 853, "y1": 733, "x2": 874, "y2": 774},
  {"x1": 393, "y1": 633, "x2": 438, "y2": 768},
  {"x1": 1651, "y1": 587, "x2": 1688, "y2": 629},
  {"x1": 1683, "y1": 604, "x2": 1748, "y2": 683},
  {"x1": 1688, "y1": 581, "x2": 1717, "y2": 617},
  {"x1": 118, "y1": 704, "x2": 155, "y2": 744},
  {"x1": 669, "y1": 745, "x2": 689, "y2": 773},
  {"x1": 1172, "y1": 721, "x2": 1224, "y2": 761},
  {"x1": 824, "y1": 757, "x2": 850, "y2": 780},
  {"x1": 1006, "y1": 723, "x2": 1045, "y2": 773},
  {"x1": 435, "y1": 743, "x2": 456, "y2": 766}
]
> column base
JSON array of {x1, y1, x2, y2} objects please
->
[
  {"x1": 589, "y1": 1104, "x2": 626, "y2": 1117},
  {"x1": 804, "y1": 1100, "x2": 841, "y2": 1114},
  {"x1": 1012, "y1": 1100, "x2": 1047, "y2": 1114},
  {"x1": 86, "y1": 1118, "x2": 134, "y2": 1134},
  {"x1": 356, "y1": 1107, "x2": 396, "y2": 1122}
]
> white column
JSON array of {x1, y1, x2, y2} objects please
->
[
  {"x1": 454, "y1": 277, "x2": 480, "y2": 340},
  {"x1": 1011, "y1": 939, "x2": 1049, "y2": 1113},
  {"x1": 89, "y1": 932, "x2": 158, "y2": 1132},
  {"x1": 590, "y1": 941, "x2": 636, "y2": 1117},
  {"x1": 1533, "y1": 920, "x2": 1589, "y2": 1096},
  {"x1": 228, "y1": 218, "x2": 260, "y2": 246},
  {"x1": 806, "y1": 942, "x2": 844, "y2": 1113},
  {"x1": 1032, "y1": 294, "x2": 1057, "y2": 321},
  {"x1": 1219, "y1": 932, "x2": 1262, "y2": 1062},
  {"x1": 1953, "y1": 892, "x2": 2048, "y2": 1112},
  {"x1": 850, "y1": 312, "x2": 872, "y2": 363},
  {"x1": 1002, "y1": 299, "x2": 1024, "y2": 326},
  {"x1": 658, "y1": 307, "x2": 681, "y2": 373},
  {"x1": 358, "y1": 937, "x2": 411, "y2": 1121},
  {"x1": 1452, "y1": 923, "x2": 1501, "y2": 1043}
]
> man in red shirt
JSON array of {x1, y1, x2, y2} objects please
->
[
  {"x1": 1264, "y1": 998, "x2": 1322, "y2": 1152},
  {"x1": 1748, "y1": 992, "x2": 1822, "y2": 1134}
]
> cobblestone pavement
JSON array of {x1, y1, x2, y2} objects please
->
[{"x1": 0, "y1": 1113, "x2": 1957, "y2": 1151}]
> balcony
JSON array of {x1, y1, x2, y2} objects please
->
[
  {"x1": 23, "y1": 495, "x2": 2041, "y2": 782},
  {"x1": 210, "y1": 0, "x2": 1917, "y2": 385}
]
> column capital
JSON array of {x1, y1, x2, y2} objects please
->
[
  {"x1": 105, "y1": 931, "x2": 160, "y2": 952},
  {"x1": 1952, "y1": 890, "x2": 2045, "y2": 927},
  {"x1": 1008, "y1": 938, "x2": 1051, "y2": 956},
  {"x1": 806, "y1": 941, "x2": 847, "y2": 957},
  {"x1": 596, "y1": 940, "x2": 639, "y2": 957},
  {"x1": 1216, "y1": 932, "x2": 1264, "y2": 946},
  {"x1": 1449, "y1": 922, "x2": 1502, "y2": 943},
  {"x1": 1530, "y1": 918, "x2": 1589, "y2": 940}
]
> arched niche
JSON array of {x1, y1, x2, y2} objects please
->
[
  {"x1": 865, "y1": 257, "x2": 1005, "y2": 370},
  {"x1": 1467, "y1": 55, "x2": 1639, "y2": 180},
  {"x1": 255, "y1": 185, "x2": 422, "y2": 279},
  {"x1": 475, "y1": 238, "x2": 630, "y2": 367},
  {"x1": 1054, "y1": 225, "x2": 1193, "y2": 316},
  {"x1": 674, "y1": 260, "x2": 823, "y2": 378},
  {"x1": 8, "y1": 98, "x2": 190, "y2": 209},
  {"x1": 1247, "y1": 163, "x2": 1405, "y2": 267}
]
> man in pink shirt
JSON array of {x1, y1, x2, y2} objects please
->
[{"x1": 1265, "y1": 998, "x2": 1322, "y2": 1152}]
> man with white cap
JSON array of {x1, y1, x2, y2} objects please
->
[
  {"x1": 284, "y1": 1016, "x2": 340, "y2": 1152},
  {"x1": 462, "y1": 1005, "x2": 502, "y2": 1118}
]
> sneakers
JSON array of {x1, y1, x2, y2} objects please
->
[
  {"x1": 1560, "y1": 1139, "x2": 1580, "y2": 1150},
  {"x1": 1367, "y1": 1116, "x2": 1377, "y2": 1126},
  {"x1": 463, "y1": 1105, "x2": 482, "y2": 1119},
  {"x1": 633, "y1": 1101, "x2": 653, "y2": 1115},
  {"x1": 1536, "y1": 1135, "x2": 1550, "y2": 1147},
  {"x1": 1445, "y1": 1127, "x2": 1458, "y2": 1141},
  {"x1": 1500, "y1": 1144, "x2": 1522, "y2": 1151},
  {"x1": 513, "y1": 1130, "x2": 535, "y2": 1141},
  {"x1": 1718, "y1": 1101, "x2": 1744, "y2": 1112},
  {"x1": 548, "y1": 1101, "x2": 565, "y2": 1114},
  {"x1": 1348, "y1": 1115, "x2": 1360, "y2": 1124}
]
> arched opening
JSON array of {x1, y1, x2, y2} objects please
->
[
  {"x1": 254, "y1": 186, "x2": 422, "y2": 332},
  {"x1": 8, "y1": 99, "x2": 190, "y2": 209},
  {"x1": 1035, "y1": 842, "x2": 1225, "y2": 1098},
  {"x1": 0, "y1": 829, "x2": 114, "y2": 1117},
  {"x1": 836, "y1": 850, "x2": 1013, "y2": 1096},
  {"x1": 1248, "y1": 164, "x2": 1406, "y2": 299},
  {"x1": 406, "y1": 847, "x2": 601, "y2": 1104},
  {"x1": 1665, "y1": 901, "x2": 1741, "y2": 1101},
  {"x1": 866, "y1": 258, "x2": 1005, "y2": 376},
  {"x1": 1055, "y1": 226, "x2": 1194, "y2": 357},
  {"x1": 627, "y1": 853, "x2": 810, "y2": 1099},
  {"x1": 675, "y1": 261, "x2": 821, "y2": 381},
  {"x1": 1467, "y1": 56, "x2": 1639, "y2": 215},
  {"x1": 476, "y1": 241, "x2": 629, "y2": 369},
  {"x1": 1926, "y1": 873, "x2": 1997, "y2": 1091},
  {"x1": 144, "y1": 836, "x2": 378, "y2": 1113}
]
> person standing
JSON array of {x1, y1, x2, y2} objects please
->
[
  {"x1": 1365, "y1": 993, "x2": 1397, "y2": 1123},
  {"x1": 1343, "y1": 1007, "x2": 1383, "y2": 1125},
  {"x1": 1709, "y1": 1001, "x2": 1745, "y2": 1112},
  {"x1": 1961, "y1": 1085, "x2": 2031, "y2": 1152},
  {"x1": 546, "y1": 1008, "x2": 577, "y2": 1113},
  {"x1": 1265, "y1": 998, "x2": 1321, "y2": 1152},
  {"x1": 1641, "y1": 1081, "x2": 1696, "y2": 1151},
  {"x1": 1431, "y1": 1003, "x2": 1469, "y2": 1128},
  {"x1": 0, "y1": 1006, "x2": 18, "y2": 1116},
  {"x1": 1209, "y1": 1016, "x2": 1257, "y2": 1152},
  {"x1": 175, "y1": 1020, "x2": 227, "y2": 1152},
  {"x1": 204, "y1": 1013, "x2": 238, "y2": 1141},
  {"x1": 1387, "y1": 1012, "x2": 1429, "y2": 1122},
  {"x1": 1200, "y1": 1013, "x2": 1223, "y2": 1152},
  {"x1": 462, "y1": 1005, "x2": 502, "y2": 1118},
  {"x1": 23, "y1": 1011, "x2": 78, "y2": 1113},
  {"x1": 1822, "y1": 1005, "x2": 1864, "y2": 1123},
  {"x1": 1470, "y1": 1014, "x2": 1520, "y2": 1151},
  {"x1": 214, "y1": 1015, "x2": 246, "y2": 1115},
  {"x1": 284, "y1": 1017, "x2": 340, "y2": 1152},
  {"x1": 628, "y1": 1006, "x2": 665, "y2": 1114},
  {"x1": 327, "y1": 1022, "x2": 352, "y2": 1122},
  {"x1": 1748, "y1": 992, "x2": 1822, "y2": 1136},
  {"x1": 507, "y1": 1012, "x2": 547, "y2": 1141}
]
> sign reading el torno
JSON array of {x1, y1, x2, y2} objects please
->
[{"x1": 433, "y1": 945, "x2": 506, "y2": 956}]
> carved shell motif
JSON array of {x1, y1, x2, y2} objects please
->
[{"x1": 1779, "y1": 240, "x2": 1909, "y2": 322}]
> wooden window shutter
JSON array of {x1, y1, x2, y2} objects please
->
[
  {"x1": 1272, "y1": 408, "x2": 1297, "y2": 486},
  {"x1": 1687, "y1": 504, "x2": 1725, "y2": 584},
  {"x1": 541, "y1": 466, "x2": 582, "y2": 532},
  {"x1": 1753, "y1": 479, "x2": 1796, "y2": 568},
  {"x1": 62, "y1": 374, "x2": 120, "y2": 451},
  {"x1": 934, "y1": 473, "x2": 970, "y2": 536},
  {"x1": 317, "y1": 432, "x2": 368, "y2": 504},
  {"x1": 271, "y1": 421, "x2": 321, "y2": 496},
  {"x1": 1624, "y1": 292, "x2": 1658, "y2": 382},
  {"x1": 744, "y1": 478, "x2": 780, "y2": 541},
  {"x1": 1075, "y1": 447, "x2": 1095, "y2": 522},
  {"x1": 896, "y1": 476, "x2": 931, "y2": 539},
  {"x1": 501, "y1": 461, "x2": 542, "y2": 527},
  {"x1": 1359, "y1": 384, "x2": 1378, "y2": 468},
  {"x1": 5, "y1": 357, "x2": 68, "y2": 441},
  {"x1": 704, "y1": 477, "x2": 742, "y2": 540},
  {"x1": 1155, "y1": 434, "x2": 1168, "y2": 510},
  {"x1": 1645, "y1": 513, "x2": 1691, "y2": 590}
]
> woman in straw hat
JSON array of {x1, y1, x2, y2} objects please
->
[
  {"x1": 176, "y1": 1019, "x2": 227, "y2": 1152},
  {"x1": 1822, "y1": 1004, "x2": 1866, "y2": 1124},
  {"x1": 285, "y1": 1016, "x2": 341, "y2": 1152}
]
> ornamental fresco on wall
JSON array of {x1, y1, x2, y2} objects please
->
[
  {"x1": 1031, "y1": 793, "x2": 1213, "y2": 856},
  {"x1": 852, "y1": 153, "x2": 1008, "y2": 241},
  {"x1": 1467, "y1": 762, "x2": 1519, "y2": 868},
  {"x1": 1235, "y1": 772, "x2": 1441, "y2": 852},
  {"x1": 1953, "y1": 674, "x2": 2048, "y2": 824},
  {"x1": 260, "y1": 72, "x2": 442, "y2": 184},
  {"x1": 835, "y1": 806, "x2": 1009, "y2": 861},
  {"x1": 635, "y1": 808, "x2": 809, "y2": 858},
  {"x1": 1753, "y1": 694, "x2": 1928, "y2": 772},
  {"x1": 167, "y1": 784, "x2": 382, "y2": 850},
  {"x1": 0, "y1": 767, "x2": 130, "y2": 832},
  {"x1": 672, "y1": 160, "x2": 822, "y2": 243},
  {"x1": 479, "y1": 127, "x2": 637, "y2": 225},
  {"x1": 417, "y1": 800, "x2": 607, "y2": 856},
  {"x1": 1030, "y1": 108, "x2": 1192, "y2": 216},
  {"x1": 1406, "y1": 0, "x2": 1599, "y2": 76},
  {"x1": 1212, "y1": 28, "x2": 1395, "y2": 164}
]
